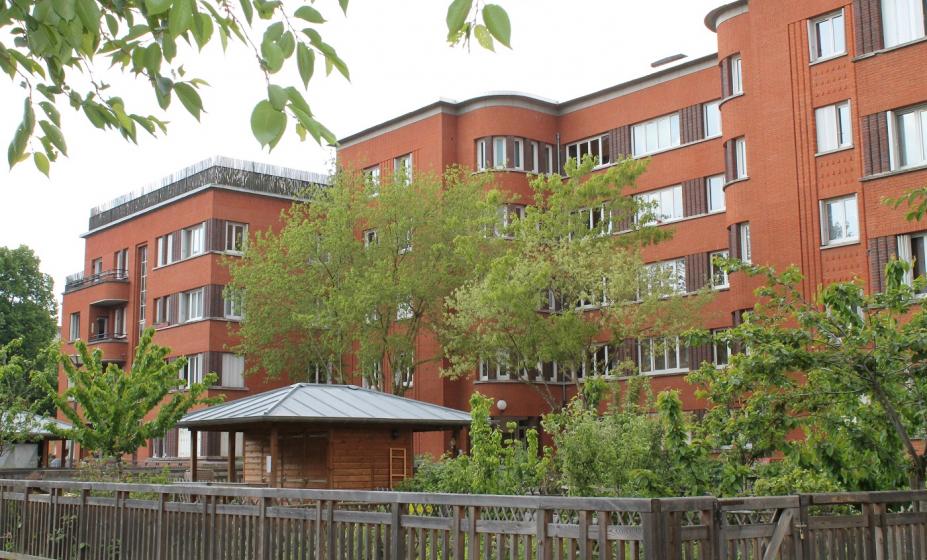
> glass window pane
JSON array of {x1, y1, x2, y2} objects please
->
[
  {"x1": 838, "y1": 103, "x2": 852, "y2": 147},
  {"x1": 816, "y1": 105, "x2": 837, "y2": 152},
  {"x1": 705, "y1": 101, "x2": 722, "y2": 137},
  {"x1": 844, "y1": 197, "x2": 859, "y2": 240},
  {"x1": 900, "y1": 112, "x2": 921, "y2": 166}
]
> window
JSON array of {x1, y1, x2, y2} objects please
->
[
  {"x1": 396, "y1": 299, "x2": 414, "y2": 321},
  {"x1": 545, "y1": 146, "x2": 554, "y2": 174},
  {"x1": 495, "y1": 204, "x2": 525, "y2": 238},
  {"x1": 740, "y1": 223, "x2": 752, "y2": 263},
  {"x1": 69, "y1": 313, "x2": 80, "y2": 342},
  {"x1": 639, "y1": 338, "x2": 689, "y2": 375},
  {"x1": 476, "y1": 139, "x2": 489, "y2": 171},
  {"x1": 513, "y1": 138, "x2": 524, "y2": 170},
  {"x1": 529, "y1": 141, "x2": 539, "y2": 172},
  {"x1": 363, "y1": 229, "x2": 378, "y2": 248},
  {"x1": 114, "y1": 307, "x2": 126, "y2": 337},
  {"x1": 707, "y1": 175, "x2": 726, "y2": 213},
  {"x1": 882, "y1": 0, "x2": 926, "y2": 48},
  {"x1": 645, "y1": 259, "x2": 687, "y2": 295},
  {"x1": 362, "y1": 360, "x2": 382, "y2": 390},
  {"x1": 732, "y1": 137, "x2": 748, "y2": 180},
  {"x1": 221, "y1": 353, "x2": 245, "y2": 388},
  {"x1": 224, "y1": 290, "x2": 243, "y2": 319},
  {"x1": 712, "y1": 330, "x2": 730, "y2": 367},
  {"x1": 897, "y1": 232, "x2": 927, "y2": 292},
  {"x1": 710, "y1": 251, "x2": 730, "y2": 289},
  {"x1": 137, "y1": 246, "x2": 147, "y2": 336},
  {"x1": 91, "y1": 258, "x2": 102, "y2": 277},
  {"x1": 394, "y1": 153, "x2": 412, "y2": 185},
  {"x1": 820, "y1": 195, "x2": 859, "y2": 246},
  {"x1": 587, "y1": 344, "x2": 618, "y2": 378},
  {"x1": 731, "y1": 55, "x2": 743, "y2": 95},
  {"x1": 478, "y1": 353, "x2": 512, "y2": 381},
  {"x1": 810, "y1": 10, "x2": 846, "y2": 61},
  {"x1": 155, "y1": 296, "x2": 170, "y2": 324},
  {"x1": 225, "y1": 222, "x2": 247, "y2": 253},
  {"x1": 493, "y1": 138, "x2": 506, "y2": 169},
  {"x1": 364, "y1": 165, "x2": 381, "y2": 195},
  {"x1": 704, "y1": 101, "x2": 722, "y2": 138},
  {"x1": 156, "y1": 233, "x2": 175, "y2": 266},
  {"x1": 893, "y1": 105, "x2": 927, "y2": 169},
  {"x1": 815, "y1": 102, "x2": 852, "y2": 153},
  {"x1": 114, "y1": 249, "x2": 128, "y2": 275},
  {"x1": 577, "y1": 277, "x2": 610, "y2": 309},
  {"x1": 637, "y1": 185, "x2": 683, "y2": 224},
  {"x1": 181, "y1": 222, "x2": 205, "y2": 259},
  {"x1": 578, "y1": 205, "x2": 612, "y2": 236},
  {"x1": 398, "y1": 230, "x2": 413, "y2": 255},
  {"x1": 567, "y1": 135, "x2": 611, "y2": 167},
  {"x1": 632, "y1": 114, "x2": 681, "y2": 157},
  {"x1": 180, "y1": 354, "x2": 203, "y2": 388},
  {"x1": 179, "y1": 288, "x2": 204, "y2": 322}
]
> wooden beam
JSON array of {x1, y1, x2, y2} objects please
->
[
  {"x1": 190, "y1": 429, "x2": 198, "y2": 482},
  {"x1": 270, "y1": 427, "x2": 279, "y2": 488},
  {"x1": 227, "y1": 431, "x2": 237, "y2": 483}
]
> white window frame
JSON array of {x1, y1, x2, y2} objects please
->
[
  {"x1": 224, "y1": 291, "x2": 243, "y2": 320},
  {"x1": 476, "y1": 139, "x2": 489, "y2": 171},
  {"x1": 637, "y1": 185, "x2": 684, "y2": 225},
  {"x1": 364, "y1": 165, "x2": 381, "y2": 195},
  {"x1": 181, "y1": 222, "x2": 205, "y2": 260},
  {"x1": 69, "y1": 313, "x2": 80, "y2": 342},
  {"x1": 890, "y1": 104, "x2": 927, "y2": 170},
  {"x1": 644, "y1": 259, "x2": 687, "y2": 296},
  {"x1": 566, "y1": 134, "x2": 611, "y2": 167},
  {"x1": 632, "y1": 114, "x2": 681, "y2": 157},
  {"x1": 815, "y1": 101, "x2": 853, "y2": 154},
  {"x1": 495, "y1": 204, "x2": 525, "y2": 239},
  {"x1": 530, "y1": 141, "x2": 539, "y2": 173},
  {"x1": 820, "y1": 195, "x2": 860, "y2": 246},
  {"x1": 114, "y1": 307, "x2": 126, "y2": 337},
  {"x1": 180, "y1": 288, "x2": 204, "y2": 323},
  {"x1": 707, "y1": 174, "x2": 726, "y2": 213},
  {"x1": 513, "y1": 138, "x2": 524, "y2": 170},
  {"x1": 396, "y1": 299, "x2": 414, "y2": 321},
  {"x1": 156, "y1": 233, "x2": 174, "y2": 267},
  {"x1": 733, "y1": 137, "x2": 748, "y2": 180},
  {"x1": 704, "y1": 100, "x2": 722, "y2": 138},
  {"x1": 897, "y1": 232, "x2": 927, "y2": 291},
  {"x1": 545, "y1": 145, "x2": 554, "y2": 174},
  {"x1": 363, "y1": 229, "x2": 378, "y2": 248},
  {"x1": 115, "y1": 249, "x2": 128, "y2": 275},
  {"x1": 710, "y1": 250, "x2": 730, "y2": 289},
  {"x1": 578, "y1": 205, "x2": 612, "y2": 236},
  {"x1": 639, "y1": 337, "x2": 689, "y2": 375},
  {"x1": 711, "y1": 329, "x2": 730, "y2": 368},
  {"x1": 478, "y1": 353, "x2": 512, "y2": 381},
  {"x1": 220, "y1": 353, "x2": 245, "y2": 388},
  {"x1": 394, "y1": 153, "x2": 412, "y2": 185},
  {"x1": 91, "y1": 258, "x2": 103, "y2": 276},
  {"x1": 881, "y1": 0, "x2": 926, "y2": 49},
  {"x1": 225, "y1": 222, "x2": 248, "y2": 254},
  {"x1": 180, "y1": 353, "x2": 204, "y2": 388},
  {"x1": 730, "y1": 55, "x2": 744, "y2": 95},
  {"x1": 740, "y1": 223, "x2": 752, "y2": 264},
  {"x1": 493, "y1": 137, "x2": 507, "y2": 169},
  {"x1": 308, "y1": 362, "x2": 332, "y2": 384},
  {"x1": 809, "y1": 10, "x2": 847, "y2": 62}
]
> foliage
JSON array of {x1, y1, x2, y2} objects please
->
[
  {"x1": 1, "y1": 0, "x2": 511, "y2": 173},
  {"x1": 0, "y1": 340, "x2": 44, "y2": 457},
  {"x1": 885, "y1": 186, "x2": 927, "y2": 222},
  {"x1": 229, "y1": 167, "x2": 501, "y2": 394},
  {"x1": 41, "y1": 328, "x2": 220, "y2": 460},
  {"x1": 688, "y1": 258, "x2": 927, "y2": 491},
  {"x1": 0, "y1": 245, "x2": 57, "y2": 360},
  {"x1": 397, "y1": 393, "x2": 552, "y2": 495},
  {"x1": 441, "y1": 156, "x2": 708, "y2": 409},
  {"x1": 76, "y1": 457, "x2": 174, "y2": 498}
]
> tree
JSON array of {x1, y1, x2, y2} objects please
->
[
  {"x1": 688, "y1": 258, "x2": 927, "y2": 491},
  {"x1": 229, "y1": 167, "x2": 501, "y2": 394},
  {"x1": 440, "y1": 156, "x2": 708, "y2": 409},
  {"x1": 0, "y1": 340, "x2": 43, "y2": 458},
  {"x1": 1, "y1": 0, "x2": 511, "y2": 173},
  {"x1": 41, "y1": 328, "x2": 219, "y2": 460},
  {"x1": 0, "y1": 245, "x2": 57, "y2": 359}
]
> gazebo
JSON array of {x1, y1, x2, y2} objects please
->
[
  {"x1": 176, "y1": 383, "x2": 471, "y2": 489},
  {"x1": 0, "y1": 413, "x2": 72, "y2": 469}
]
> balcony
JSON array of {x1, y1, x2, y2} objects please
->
[
  {"x1": 64, "y1": 269, "x2": 130, "y2": 306},
  {"x1": 86, "y1": 331, "x2": 130, "y2": 362}
]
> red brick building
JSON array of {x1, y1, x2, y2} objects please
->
[{"x1": 60, "y1": 0, "x2": 927, "y2": 462}]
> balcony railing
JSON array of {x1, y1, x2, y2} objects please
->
[
  {"x1": 87, "y1": 331, "x2": 128, "y2": 343},
  {"x1": 64, "y1": 269, "x2": 128, "y2": 293}
]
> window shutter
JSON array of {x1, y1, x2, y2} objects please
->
[
  {"x1": 165, "y1": 428, "x2": 179, "y2": 458},
  {"x1": 688, "y1": 343, "x2": 713, "y2": 370},
  {"x1": 861, "y1": 112, "x2": 891, "y2": 176},
  {"x1": 171, "y1": 231, "x2": 181, "y2": 262},
  {"x1": 720, "y1": 58, "x2": 731, "y2": 98},
  {"x1": 729, "y1": 224, "x2": 741, "y2": 260},
  {"x1": 680, "y1": 104, "x2": 704, "y2": 144},
  {"x1": 169, "y1": 294, "x2": 179, "y2": 325},
  {"x1": 853, "y1": 0, "x2": 885, "y2": 55},
  {"x1": 538, "y1": 144, "x2": 548, "y2": 174},
  {"x1": 506, "y1": 136, "x2": 516, "y2": 168},
  {"x1": 207, "y1": 219, "x2": 225, "y2": 252},
  {"x1": 558, "y1": 146, "x2": 567, "y2": 175},
  {"x1": 868, "y1": 235, "x2": 898, "y2": 293},
  {"x1": 611, "y1": 126, "x2": 632, "y2": 159},
  {"x1": 683, "y1": 177, "x2": 708, "y2": 217},
  {"x1": 685, "y1": 252, "x2": 711, "y2": 292}
]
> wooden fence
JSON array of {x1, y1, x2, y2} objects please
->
[{"x1": 0, "y1": 479, "x2": 925, "y2": 559}]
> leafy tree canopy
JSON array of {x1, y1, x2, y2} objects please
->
[
  {"x1": 1, "y1": 0, "x2": 511, "y2": 173},
  {"x1": 41, "y1": 328, "x2": 219, "y2": 459},
  {"x1": 0, "y1": 339, "x2": 53, "y2": 456},
  {"x1": 0, "y1": 245, "x2": 57, "y2": 358}
]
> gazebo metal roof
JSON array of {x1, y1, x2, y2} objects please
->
[
  {"x1": 176, "y1": 384, "x2": 471, "y2": 430},
  {"x1": 1, "y1": 413, "x2": 72, "y2": 439}
]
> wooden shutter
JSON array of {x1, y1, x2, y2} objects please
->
[
  {"x1": 720, "y1": 58, "x2": 731, "y2": 98},
  {"x1": 206, "y1": 219, "x2": 225, "y2": 252},
  {"x1": 688, "y1": 343, "x2": 713, "y2": 370},
  {"x1": 506, "y1": 136, "x2": 516, "y2": 168},
  {"x1": 169, "y1": 294, "x2": 179, "y2": 325},
  {"x1": 165, "y1": 428, "x2": 179, "y2": 458},
  {"x1": 861, "y1": 112, "x2": 891, "y2": 176},
  {"x1": 205, "y1": 284, "x2": 225, "y2": 318},
  {"x1": 868, "y1": 235, "x2": 898, "y2": 293},
  {"x1": 686, "y1": 252, "x2": 711, "y2": 293},
  {"x1": 680, "y1": 104, "x2": 705, "y2": 144},
  {"x1": 538, "y1": 143, "x2": 549, "y2": 174},
  {"x1": 729, "y1": 224, "x2": 741, "y2": 260},
  {"x1": 854, "y1": 0, "x2": 885, "y2": 55},
  {"x1": 171, "y1": 231, "x2": 181, "y2": 262},
  {"x1": 611, "y1": 125, "x2": 632, "y2": 159},
  {"x1": 683, "y1": 178, "x2": 708, "y2": 217}
]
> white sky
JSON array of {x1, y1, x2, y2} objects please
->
[{"x1": 0, "y1": 0, "x2": 722, "y2": 320}]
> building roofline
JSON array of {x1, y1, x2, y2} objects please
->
[
  {"x1": 336, "y1": 54, "x2": 719, "y2": 148},
  {"x1": 704, "y1": 0, "x2": 749, "y2": 32}
]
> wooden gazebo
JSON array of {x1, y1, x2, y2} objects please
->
[{"x1": 176, "y1": 384, "x2": 471, "y2": 489}]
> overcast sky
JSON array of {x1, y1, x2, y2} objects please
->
[{"x1": 0, "y1": 0, "x2": 722, "y2": 320}]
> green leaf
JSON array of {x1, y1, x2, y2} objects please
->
[
  {"x1": 294, "y1": 5, "x2": 324, "y2": 23},
  {"x1": 75, "y1": 0, "x2": 101, "y2": 31},
  {"x1": 192, "y1": 13, "x2": 213, "y2": 49},
  {"x1": 338, "y1": 0, "x2": 348, "y2": 14},
  {"x1": 168, "y1": 0, "x2": 193, "y2": 38},
  {"x1": 82, "y1": 101, "x2": 107, "y2": 129},
  {"x1": 264, "y1": 21, "x2": 283, "y2": 41},
  {"x1": 145, "y1": 0, "x2": 171, "y2": 16},
  {"x1": 445, "y1": 0, "x2": 471, "y2": 39},
  {"x1": 105, "y1": 13, "x2": 118, "y2": 36},
  {"x1": 238, "y1": 0, "x2": 253, "y2": 25},
  {"x1": 52, "y1": 0, "x2": 76, "y2": 22},
  {"x1": 7, "y1": 99, "x2": 34, "y2": 168},
  {"x1": 481, "y1": 4, "x2": 510, "y2": 48},
  {"x1": 278, "y1": 31, "x2": 295, "y2": 57},
  {"x1": 39, "y1": 120, "x2": 67, "y2": 156},
  {"x1": 322, "y1": 50, "x2": 349, "y2": 80},
  {"x1": 260, "y1": 40, "x2": 284, "y2": 72},
  {"x1": 473, "y1": 24, "x2": 493, "y2": 51},
  {"x1": 267, "y1": 84, "x2": 287, "y2": 111},
  {"x1": 250, "y1": 100, "x2": 286, "y2": 149},
  {"x1": 296, "y1": 42, "x2": 314, "y2": 88},
  {"x1": 144, "y1": 43, "x2": 162, "y2": 75},
  {"x1": 162, "y1": 33, "x2": 177, "y2": 60},
  {"x1": 33, "y1": 152, "x2": 50, "y2": 176},
  {"x1": 174, "y1": 82, "x2": 203, "y2": 120},
  {"x1": 285, "y1": 86, "x2": 310, "y2": 116},
  {"x1": 39, "y1": 101, "x2": 60, "y2": 127}
]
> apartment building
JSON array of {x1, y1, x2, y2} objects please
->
[
  {"x1": 58, "y1": 157, "x2": 329, "y2": 464},
  {"x1": 337, "y1": 0, "x2": 927, "y2": 453}
]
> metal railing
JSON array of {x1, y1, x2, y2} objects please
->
[
  {"x1": 64, "y1": 269, "x2": 129, "y2": 293},
  {"x1": 87, "y1": 331, "x2": 127, "y2": 343}
]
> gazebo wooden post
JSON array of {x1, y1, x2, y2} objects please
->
[
  {"x1": 190, "y1": 429, "x2": 198, "y2": 482},
  {"x1": 270, "y1": 427, "x2": 279, "y2": 488},
  {"x1": 227, "y1": 431, "x2": 237, "y2": 482}
]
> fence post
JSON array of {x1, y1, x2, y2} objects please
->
[
  {"x1": 0, "y1": 482, "x2": 5, "y2": 551},
  {"x1": 325, "y1": 500, "x2": 336, "y2": 558},
  {"x1": 868, "y1": 500, "x2": 887, "y2": 560},
  {"x1": 467, "y1": 506, "x2": 480, "y2": 560},
  {"x1": 390, "y1": 501, "x2": 403, "y2": 560},
  {"x1": 641, "y1": 499, "x2": 662, "y2": 560},
  {"x1": 797, "y1": 495, "x2": 812, "y2": 560},
  {"x1": 203, "y1": 494, "x2": 214, "y2": 560},
  {"x1": 19, "y1": 486, "x2": 31, "y2": 554},
  {"x1": 597, "y1": 510, "x2": 610, "y2": 560},
  {"x1": 451, "y1": 505, "x2": 463, "y2": 560},
  {"x1": 536, "y1": 508, "x2": 551, "y2": 560},
  {"x1": 700, "y1": 503, "x2": 716, "y2": 560},
  {"x1": 77, "y1": 488, "x2": 89, "y2": 560},
  {"x1": 155, "y1": 491, "x2": 166, "y2": 560},
  {"x1": 259, "y1": 496, "x2": 271, "y2": 560}
]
